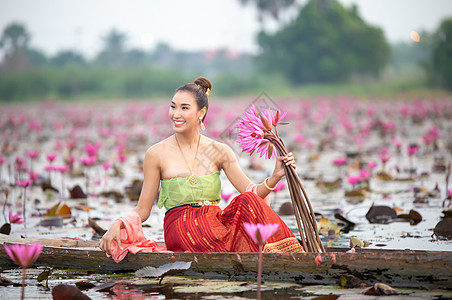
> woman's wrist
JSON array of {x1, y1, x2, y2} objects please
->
[
  {"x1": 264, "y1": 174, "x2": 281, "y2": 190},
  {"x1": 113, "y1": 219, "x2": 124, "y2": 229}
]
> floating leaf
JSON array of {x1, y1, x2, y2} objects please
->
[
  {"x1": 69, "y1": 185, "x2": 87, "y2": 199},
  {"x1": 318, "y1": 217, "x2": 339, "y2": 236},
  {"x1": 75, "y1": 281, "x2": 96, "y2": 289},
  {"x1": 278, "y1": 202, "x2": 294, "y2": 216},
  {"x1": 136, "y1": 261, "x2": 192, "y2": 284},
  {"x1": 350, "y1": 236, "x2": 364, "y2": 248},
  {"x1": 409, "y1": 209, "x2": 422, "y2": 225},
  {"x1": 316, "y1": 178, "x2": 341, "y2": 192},
  {"x1": 0, "y1": 223, "x2": 11, "y2": 235},
  {"x1": 91, "y1": 281, "x2": 115, "y2": 292},
  {"x1": 0, "y1": 276, "x2": 13, "y2": 286},
  {"x1": 51, "y1": 284, "x2": 91, "y2": 300},
  {"x1": 365, "y1": 205, "x2": 397, "y2": 224},
  {"x1": 45, "y1": 202, "x2": 71, "y2": 217},
  {"x1": 434, "y1": 218, "x2": 452, "y2": 239},
  {"x1": 39, "y1": 216, "x2": 63, "y2": 227},
  {"x1": 362, "y1": 283, "x2": 398, "y2": 295}
]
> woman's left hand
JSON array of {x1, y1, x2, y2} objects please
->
[{"x1": 272, "y1": 152, "x2": 296, "y2": 179}]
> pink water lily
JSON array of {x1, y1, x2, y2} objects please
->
[
  {"x1": 407, "y1": 144, "x2": 419, "y2": 156},
  {"x1": 4, "y1": 243, "x2": 43, "y2": 268},
  {"x1": 347, "y1": 176, "x2": 361, "y2": 189},
  {"x1": 332, "y1": 157, "x2": 347, "y2": 166},
  {"x1": 236, "y1": 105, "x2": 287, "y2": 160},
  {"x1": 80, "y1": 156, "x2": 96, "y2": 166},
  {"x1": 9, "y1": 211, "x2": 23, "y2": 224},
  {"x1": 221, "y1": 191, "x2": 233, "y2": 202},
  {"x1": 25, "y1": 151, "x2": 39, "y2": 159},
  {"x1": 243, "y1": 222, "x2": 279, "y2": 300},
  {"x1": 273, "y1": 181, "x2": 286, "y2": 192},
  {"x1": 46, "y1": 153, "x2": 57, "y2": 163},
  {"x1": 16, "y1": 180, "x2": 32, "y2": 188},
  {"x1": 4, "y1": 243, "x2": 43, "y2": 300},
  {"x1": 243, "y1": 222, "x2": 279, "y2": 246}
]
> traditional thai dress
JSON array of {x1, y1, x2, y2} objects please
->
[{"x1": 159, "y1": 171, "x2": 304, "y2": 253}]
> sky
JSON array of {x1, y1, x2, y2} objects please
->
[{"x1": 1, "y1": 0, "x2": 451, "y2": 58}]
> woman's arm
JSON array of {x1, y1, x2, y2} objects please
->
[
  {"x1": 133, "y1": 145, "x2": 162, "y2": 222},
  {"x1": 219, "y1": 143, "x2": 296, "y2": 201},
  {"x1": 99, "y1": 144, "x2": 161, "y2": 254}
]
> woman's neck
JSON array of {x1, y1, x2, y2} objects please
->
[{"x1": 174, "y1": 131, "x2": 201, "y2": 148}]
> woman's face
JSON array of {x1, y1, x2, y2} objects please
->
[{"x1": 169, "y1": 91, "x2": 204, "y2": 132}]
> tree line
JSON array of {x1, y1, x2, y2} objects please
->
[{"x1": 1, "y1": 0, "x2": 450, "y2": 101}]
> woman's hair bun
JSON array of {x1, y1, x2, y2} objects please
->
[{"x1": 194, "y1": 77, "x2": 212, "y2": 93}]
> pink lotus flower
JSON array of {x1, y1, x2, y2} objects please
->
[
  {"x1": 4, "y1": 243, "x2": 43, "y2": 268},
  {"x1": 294, "y1": 133, "x2": 304, "y2": 143},
  {"x1": 221, "y1": 191, "x2": 233, "y2": 202},
  {"x1": 28, "y1": 172, "x2": 38, "y2": 182},
  {"x1": 102, "y1": 162, "x2": 112, "y2": 170},
  {"x1": 347, "y1": 176, "x2": 361, "y2": 188},
  {"x1": 367, "y1": 161, "x2": 377, "y2": 169},
  {"x1": 85, "y1": 143, "x2": 99, "y2": 157},
  {"x1": 243, "y1": 222, "x2": 279, "y2": 246},
  {"x1": 16, "y1": 180, "x2": 32, "y2": 188},
  {"x1": 273, "y1": 181, "x2": 286, "y2": 192},
  {"x1": 118, "y1": 153, "x2": 127, "y2": 163},
  {"x1": 15, "y1": 156, "x2": 26, "y2": 166},
  {"x1": 4, "y1": 243, "x2": 43, "y2": 299},
  {"x1": 332, "y1": 157, "x2": 347, "y2": 166},
  {"x1": 9, "y1": 211, "x2": 23, "y2": 224},
  {"x1": 25, "y1": 151, "x2": 39, "y2": 159},
  {"x1": 379, "y1": 155, "x2": 391, "y2": 164},
  {"x1": 379, "y1": 148, "x2": 389, "y2": 155},
  {"x1": 80, "y1": 156, "x2": 96, "y2": 166},
  {"x1": 407, "y1": 145, "x2": 418, "y2": 156},
  {"x1": 46, "y1": 153, "x2": 57, "y2": 163},
  {"x1": 360, "y1": 169, "x2": 371, "y2": 180},
  {"x1": 428, "y1": 126, "x2": 441, "y2": 139},
  {"x1": 44, "y1": 165, "x2": 55, "y2": 171},
  {"x1": 422, "y1": 134, "x2": 434, "y2": 144},
  {"x1": 236, "y1": 105, "x2": 285, "y2": 160},
  {"x1": 54, "y1": 165, "x2": 70, "y2": 173},
  {"x1": 243, "y1": 222, "x2": 279, "y2": 300},
  {"x1": 66, "y1": 155, "x2": 75, "y2": 164}
]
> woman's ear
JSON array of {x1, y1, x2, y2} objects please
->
[{"x1": 198, "y1": 107, "x2": 207, "y2": 119}]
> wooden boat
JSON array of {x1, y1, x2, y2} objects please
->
[{"x1": 0, "y1": 236, "x2": 451, "y2": 289}]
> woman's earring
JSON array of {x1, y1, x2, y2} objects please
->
[{"x1": 199, "y1": 117, "x2": 205, "y2": 131}]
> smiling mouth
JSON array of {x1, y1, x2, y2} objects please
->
[{"x1": 173, "y1": 120, "x2": 185, "y2": 126}]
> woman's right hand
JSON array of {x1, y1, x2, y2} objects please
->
[{"x1": 99, "y1": 220, "x2": 123, "y2": 255}]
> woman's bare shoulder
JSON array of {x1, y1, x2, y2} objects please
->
[
  {"x1": 145, "y1": 136, "x2": 173, "y2": 158},
  {"x1": 202, "y1": 137, "x2": 236, "y2": 160}
]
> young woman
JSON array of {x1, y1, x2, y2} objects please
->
[{"x1": 99, "y1": 77, "x2": 304, "y2": 254}]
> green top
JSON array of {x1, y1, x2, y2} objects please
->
[{"x1": 158, "y1": 171, "x2": 221, "y2": 210}]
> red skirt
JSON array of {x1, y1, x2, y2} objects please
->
[{"x1": 163, "y1": 192, "x2": 304, "y2": 253}]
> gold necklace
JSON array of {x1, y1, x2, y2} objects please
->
[{"x1": 175, "y1": 134, "x2": 201, "y2": 185}]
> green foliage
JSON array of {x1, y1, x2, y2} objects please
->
[
  {"x1": 427, "y1": 18, "x2": 452, "y2": 90},
  {"x1": 257, "y1": 0, "x2": 390, "y2": 84},
  {"x1": 0, "y1": 66, "x2": 192, "y2": 101}
]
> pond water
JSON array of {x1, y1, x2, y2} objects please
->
[{"x1": 0, "y1": 97, "x2": 451, "y2": 299}]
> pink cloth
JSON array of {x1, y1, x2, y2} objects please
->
[
  {"x1": 108, "y1": 211, "x2": 168, "y2": 263},
  {"x1": 246, "y1": 183, "x2": 270, "y2": 206}
]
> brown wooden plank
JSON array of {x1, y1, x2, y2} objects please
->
[{"x1": 0, "y1": 239, "x2": 451, "y2": 289}]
